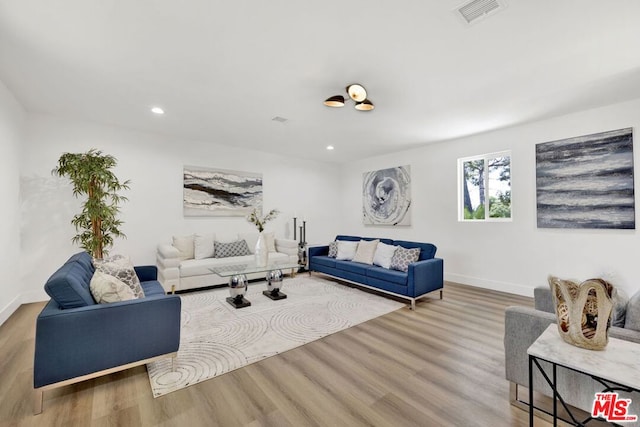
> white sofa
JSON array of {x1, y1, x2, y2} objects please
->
[{"x1": 157, "y1": 232, "x2": 299, "y2": 293}]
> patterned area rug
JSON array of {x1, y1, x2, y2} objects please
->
[{"x1": 147, "y1": 274, "x2": 403, "y2": 397}]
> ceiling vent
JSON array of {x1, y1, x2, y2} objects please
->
[
  {"x1": 455, "y1": 0, "x2": 507, "y2": 25},
  {"x1": 271, "y1": 116, "x2": 288, "y2": 123}
]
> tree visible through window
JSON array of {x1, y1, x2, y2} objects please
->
[{"x1": 460, "y1": 152, "x2": 511, "y2": 221}]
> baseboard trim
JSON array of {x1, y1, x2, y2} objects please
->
[
  {"x1": 0, "y1": 289, "x2": 48, "y2": 327},
  {"x1": 445, "y1": 273, "x2": 533, "y2": 297}
]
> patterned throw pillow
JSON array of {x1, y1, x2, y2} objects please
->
[
  {"x1": 328, "y1": 241, "x2": 338, "y2": 258},
  {"x1": 93, "y1": 255, "x2": 145, "y2": 298},
  {"x1": 90, "y1": 270, "x2": 136, "y2": 304},
  {"x1": 390, "y1": 247, "x2": 421, "y2": 272},
  {"x1": 214, "y1": 240, "x2": 251, "y2": 258}
]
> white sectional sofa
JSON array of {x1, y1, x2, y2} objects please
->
[{"x1": 157, "y1": 232, "x2": 298, "y2": 293}]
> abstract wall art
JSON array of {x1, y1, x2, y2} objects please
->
[
  {"x1": 362, "y1": 165, "x2": 411, "y2": 226},
  {"x1": 183, "y1": 166, "x2": 263, "y2": 217},
  {"x1": 536, "y1": 128, "x2": 635, "y2": 229}
]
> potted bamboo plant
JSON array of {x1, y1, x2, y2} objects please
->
[{"x1": 52, "y1": 149, "x2": 130, "y2": 259}]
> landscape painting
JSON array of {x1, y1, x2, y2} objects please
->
[
  {"x1": 362, "y1": 165, "x2": 411, "y2": 226},
  {"x1": 183, "y1": 166, "x2": 263, "y2": 217},
  {"x1": 536, "y1": 128, "x2": 635, "y2": 229}
]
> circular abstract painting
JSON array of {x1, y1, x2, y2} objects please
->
[{"x1": 362, "y1": 165, "x2": 411, "y2": 225}]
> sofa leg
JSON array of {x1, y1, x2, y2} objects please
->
[
  {"x1": 34, "y1": 389, "x2": 43, "y2": 415},
  {"x1": 171, "y1": 357, "x2": 177, "y2": 372},
  {"x1": 440, "y1": 290, "x2": 443, "y2": 299},
  {"x1": 410, "y1": 299, "x2": 416, "y2": 310}
]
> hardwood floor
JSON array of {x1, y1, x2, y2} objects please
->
[{"x1": 0, "y1": 281, "x2": 553, "y2": 426}]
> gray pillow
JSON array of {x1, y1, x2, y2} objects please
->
[
  {"x1": 214, "y1": 240, "x2": 251, "y2": 258},
  {"x1": 611, "y1": 287, "x2": 629, "y2": 328},
  {"x1": 624, "y1": 290, "x2": 640, "y2": 331},
  {"x1": 389, "y1": 247, "x2": 420, "y2": 272}
]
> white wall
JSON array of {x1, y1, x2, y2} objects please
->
[
  {"x1": 0, "y1": 79, "x2": 26, "y2": 324},
  {"x1": 19, "y1": 113, "x2": 342, "y2": 297},
  {"x1": 340, "y1": 98, "x2": 640, "y2": 297}
]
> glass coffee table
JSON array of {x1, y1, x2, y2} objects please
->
[{"x1": 210, "y1": 261, "x2": 300, "y2": 309}]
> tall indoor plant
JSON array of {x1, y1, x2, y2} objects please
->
[{"x1": 52, "y1": 149, "x2": 130, "y2": 259}]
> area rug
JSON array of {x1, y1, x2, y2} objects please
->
[{"x1": 146, "y1": 275, "x2": 403, "y2": 397}]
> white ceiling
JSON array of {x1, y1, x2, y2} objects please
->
[{"x1": 1, "y1": 1, "x2": 640, "y2": 163}]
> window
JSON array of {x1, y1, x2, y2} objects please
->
[{"x1": 458, "y1": 151, "x2": 511, "y2": 221}]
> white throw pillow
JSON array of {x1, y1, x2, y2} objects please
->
[
  {"x1": 263, "y1": 232, "x2": 277, "y2": 252},
  {"x1": 373, "y1": 242, "x2": 399, "y2": 269},
  {"x1": 173, "y1": 234, "x2": 195, "y2": 260},
  {"x1": 336, "y1": 241, "x2": 359, "y2": 261},
  {"x1": 352, "y1": 239, "x2": 379, "y2": 265},
  {"x1": 194, "y1": 233, "x2": 216, "y2": 259},
  {"x1": 90, "y1": 271, "x2": 136, "y2": 304}
]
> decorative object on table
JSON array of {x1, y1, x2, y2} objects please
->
[
  {"x1": 247, "y1": 208, "x2": 279, "y2": 267},
  {"x1": 263, "y1": 269, "x2": 286, "y2": 300},
  {"x1": 52, "y1": 149, "x2": 130, "y2": 259},
  {"x1": 226, "y1": 274, "x2": 250, "y2": 308},
  {"x1": 146, "y1": 275, "x2": 403, "y2": 397},
  {"x1": 536, "y1": 128, "x2": 634, "y2": 229},
  {"x1": 324, "y1": 83, "x2": 374, "y2": 111},
  {"x1": 183, "y1": 165, "x2": 263, "y2": 217},
  {"x1": 548, "y1": 275, "x2": 614, "y2": 350},
  {"x1": 293, "y1": 215, "x2": 307, "y2": 269},
  {"x1": 362, "y1": 165, "x2": 411, "y2": 226}
]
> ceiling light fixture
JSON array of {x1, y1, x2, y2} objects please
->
[
  {"x1": 151, "y1": 107, "x2": 165, "y2": 115},
  {"x1": 324, "y1": 84, "x2": 374, "y2": 111}
]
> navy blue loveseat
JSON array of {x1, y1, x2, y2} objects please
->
[
  {"x1": 34, "y1": 252, "x2": 181, "y2": 413},
  {"x1": 308, "y1": 235, "x2": 444, "y2": 309}
]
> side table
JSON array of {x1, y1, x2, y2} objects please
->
[{"x1": 527, "y1": 325, "x2": 640, "y2": 426}]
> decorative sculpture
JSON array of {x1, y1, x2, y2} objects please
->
[{"x1": 548, "y1": 275, "x2": 614, "y2": 350}]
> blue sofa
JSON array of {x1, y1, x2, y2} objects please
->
[
  {"x1": 308, "y1": 235, "x2": 444, "y2": 309},
  {"x1": 34, "y1": 252, "x2": 181, "y2": 413}
]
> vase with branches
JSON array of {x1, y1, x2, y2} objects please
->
[
  {"x1": 247, "y1": 208, "x2": 279, "y2": 232},
  {"x1": 52, "y1": 149, "x2": 130, "y2": 259}
]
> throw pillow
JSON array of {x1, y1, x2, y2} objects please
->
[
  {"x1": 611, "y1": 287, "x2": 629, "y2": 328},
  {"x1": 93, "y1": 255, "x2": 145, "y2": 298},
  {"x1": 194, "y1": 233, "x2": 216, "y2": 259},
  {"x1": 238, "y1": 233, "x2": 258, "y2": 254},
  {"x1": 214, "y1": 240, "x2": 251, "y2": 258},
  {"x1": 390, "y1": 247, "x2": 421, "y2": 272},
  {"x1": 173, "y1": 234, "x2": 195, "y2": 260},
  {"x1": 263, "y1": 232, "x2": 277, "y2": 252},
  {"x1": 336, "y1": 241, "x2": 359, "y2": 261},
  {"x1": 352, "y1": 239, "x2": 379, "y2": 265},
  {"x1": 328, "y1": 241, "x2": 338, "y2": 258},
  {"x1": 373, "y1": 242, "x2": 399, "y2": 269},
  {"x1": 89, "y1": 270, "x2": 136, "y2": 304}
]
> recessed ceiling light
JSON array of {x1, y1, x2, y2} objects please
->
[
  {"x1": 151, "y1": 107, "x2": 165, "y2": 115},
  {"x1": 326, "y1": 145, "x2": 335, "y2": 150}
]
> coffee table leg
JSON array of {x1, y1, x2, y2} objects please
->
[
  {"x1": 264, "y1": 269, "x2": 287, "y2": 300},
  {"x1": 227, "y1": 274, "x2": 251, "y2": 308}
]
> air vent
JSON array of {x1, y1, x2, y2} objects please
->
[
  {"x1": 271, "y1": 116, "x2": 288, "y2": 123},
  {"x1": 455, "y1": 0, "x2": 506, "y2": 25}
]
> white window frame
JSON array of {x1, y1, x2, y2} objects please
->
[{"x1": 457, "y1": 150, "x2": 512, "y2": 222}]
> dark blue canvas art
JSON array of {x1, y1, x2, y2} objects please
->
[{"x1": 536, "y1": 128, "x2": 635, "y2": 229}]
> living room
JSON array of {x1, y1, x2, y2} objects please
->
[{"x1": 2, "y1": 1, "x2": 640, "y2": 425}]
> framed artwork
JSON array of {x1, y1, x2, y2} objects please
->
[
  {"x1": 362, "y1": 165, "x2": 411, "y2": 226},
  {"x1": 183, "y1": 166, "x2": 263, "y2": 217},
  {"x1": 536, "y1": 128, "x2": 634, "y2": 229}
]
